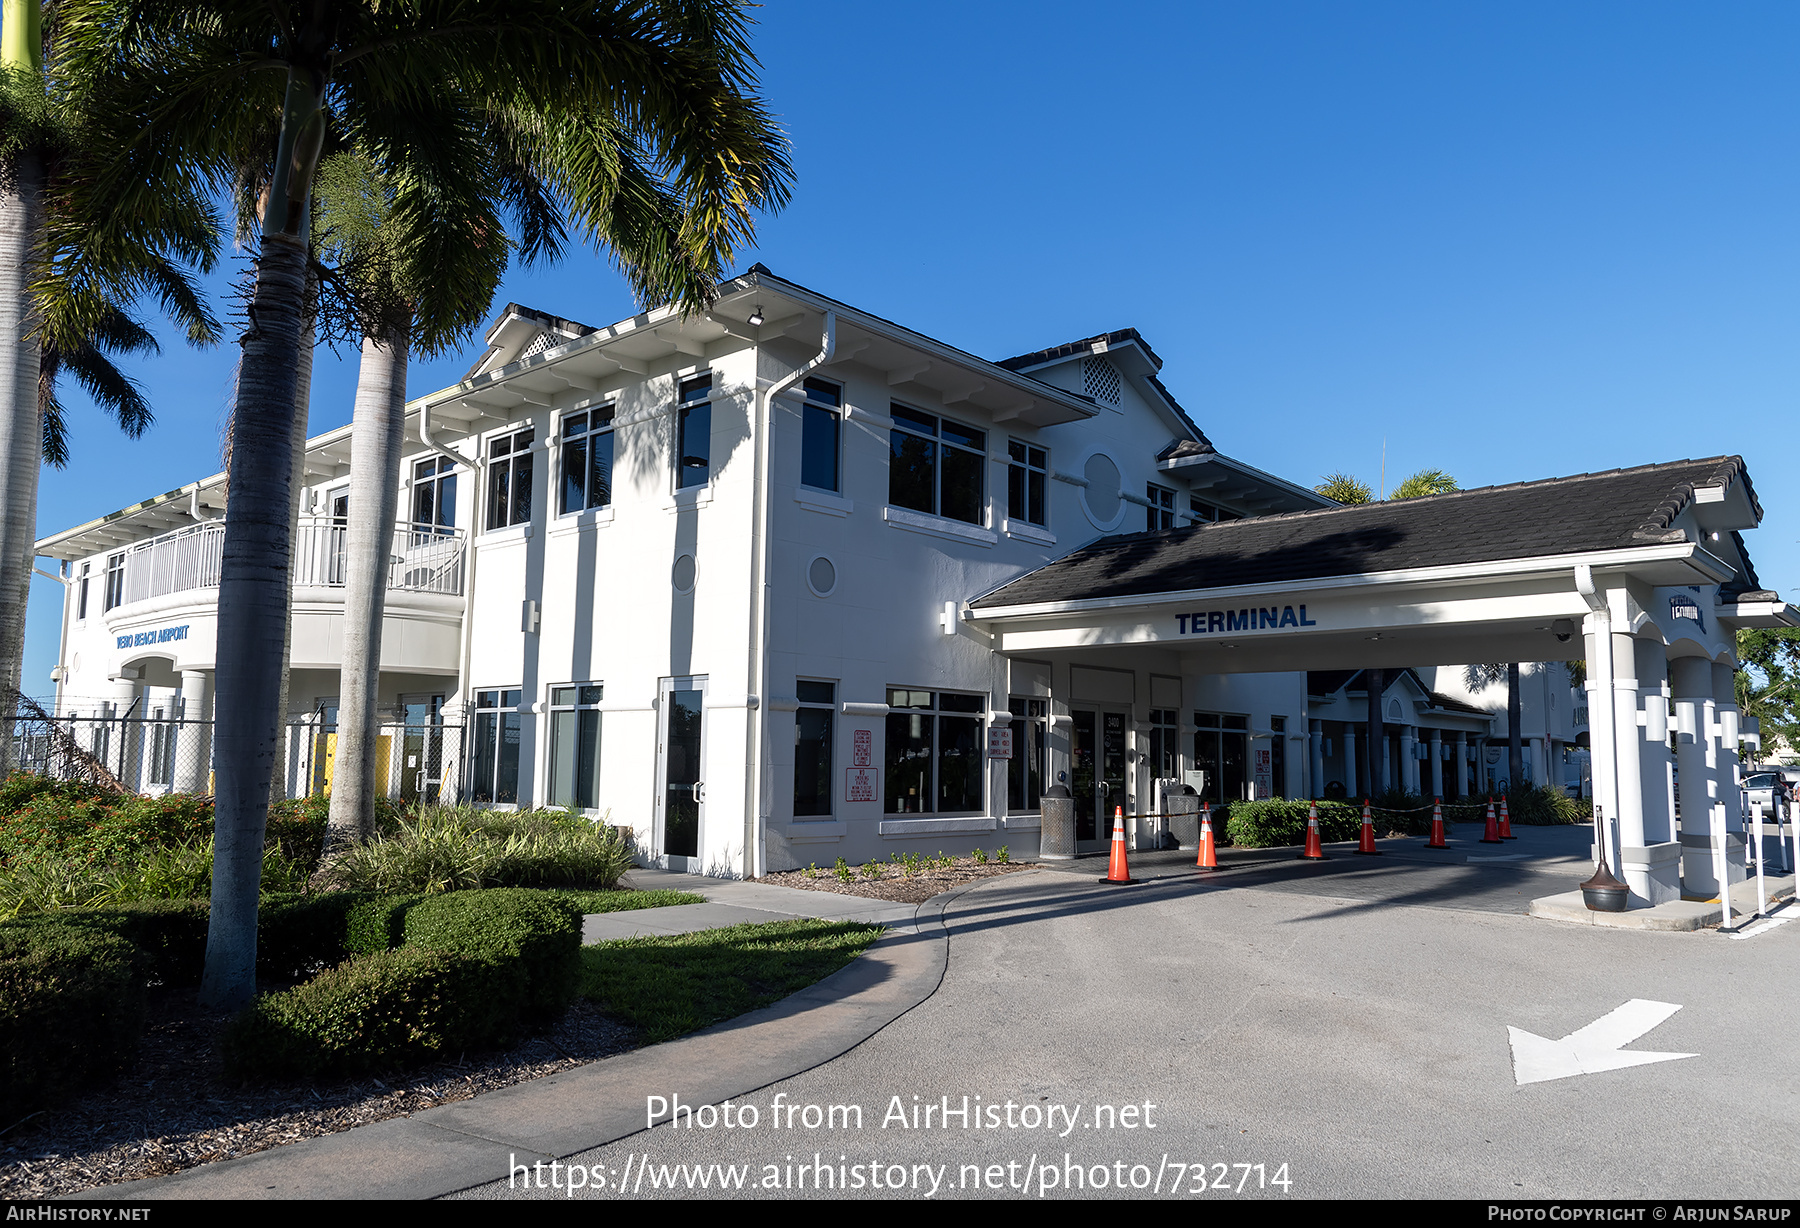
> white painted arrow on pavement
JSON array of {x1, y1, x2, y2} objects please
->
[{"x1": 1507, "y1": 999, "x2": 1697, "y2": 1086}]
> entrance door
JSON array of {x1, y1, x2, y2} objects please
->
[
  {"x1": 1071, "y1": 708, "x2": 1129, "y2": 848},
  {"x1": 656, "y1": 677, "x2": 707, "y2": 868},
  {"x1": 400, "y1": 692, "x2": 446, "y2": 803}
]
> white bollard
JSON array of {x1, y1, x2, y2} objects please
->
[
  {"x1": 1715, "y1": 804, "x2": 1734, "y2": 933},
  {"x1": 1789, "y1": 799, "x2": 1798, "y2": 877},
  {"x1": 1753, "y1": 802, "x2": 1767, "y2": 919}
]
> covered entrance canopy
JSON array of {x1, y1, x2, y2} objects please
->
[{"x1": 968, "y1": 457, "x2": 1798, "y2": 906}]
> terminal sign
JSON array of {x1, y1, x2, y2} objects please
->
[
  {"x1": 1176, "y1": 606, "x2": 1316, "y2": 636},
  {"x1": 116, "y1": 624, "x2": 189, "y2": 650}
]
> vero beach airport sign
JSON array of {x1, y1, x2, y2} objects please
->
[{"x1": 1176, "y1": 605, "x2": 1317, "y2": 636}]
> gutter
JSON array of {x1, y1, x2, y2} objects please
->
[{"x1": 744, "y1": 310, "x2": 836, "y2": 879}]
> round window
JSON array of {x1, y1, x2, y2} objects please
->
[
  {"x1": 671, "y1": 554, "x2": 697, "y2": 594},
  {"x1": 1081, "y1": 453, "x2": 1123, "y2": 526},
  {"x1": 807, "y1": 555, "x2": 837, "y2": 597}
]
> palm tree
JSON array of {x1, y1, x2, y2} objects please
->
[
  {"x1": 1391, "y1": 468, "x2": 1459, "y2": 500},
  {"x1": 0, "y1": 3, "x2": 217, "y2": 768},
  {"x1": 57, "y1": 0, "x2": 792, "y2": 1009},
  {"x1": 1466, "y1": 662, "x2": 1525, "y2": 791},
  {"x1": 1315, "y1": 472, "x2": 1372, "y2": 505}
]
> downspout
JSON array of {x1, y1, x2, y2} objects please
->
[
  {"x1": 188, "y1": 487, "x2": 216, "y2": 523},
  {"x1": 744, "y1": 310, "x2": 835, "y2": 878},
  {"x1": 421, "y1": 399, "x2": 476, "y2": 797}
]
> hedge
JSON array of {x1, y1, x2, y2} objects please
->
[
  {"x1": 0, "y1": 925, "x2": 145, "y2": 1118},
  {"x1": 222, "y1": 888, "x2": 582, "y2": 1080}
]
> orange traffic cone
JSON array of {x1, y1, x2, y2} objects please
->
[
  {"x1": 1498, "y1": 797, "x2": 1515, "y2": 840},
  {"x1": 1299, "y1": 801, "x2": 1327, "y2": 860},
  {"x1": 1480, "y1": 796, "x2": 1503, "y2": 844},
  {"x1": 1355, "y1": 799, "x2": 1380, "y2": 855},
  {"x1": 1195, "y1": 803, "x2": 1218, "y2": 871},
  {"x1": 1425, "y1": 798, "x2": 1449, "y2": 849},
  {"x1": 1099, "y1": 806, "x2": 1136, "y2": 884}
]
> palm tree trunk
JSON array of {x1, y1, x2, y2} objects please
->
[
  {"x1": 326, "y1": 324, "x2": 408, "y2": 855},
  {"x1": 199, "y1": 67, "x2": 327, "y2": 1011},
  {"x1": 270, "y1": 294, "x2": 316, "y2": 806},
  {"x1": 0, "y1": 145, "x2": 43, "y2": 774},
  {"x1": 1507, "y1": 663, "x2": 1524, "y2": 793}
]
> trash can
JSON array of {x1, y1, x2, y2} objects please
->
[
  {"x1": 1039, "y1": 784, "x2": 1075, "y2": 860},
  {"x1": 1166, "y1": 786, "x2": 1201, "y2": 849}
]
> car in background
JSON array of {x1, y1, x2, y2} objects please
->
[{"x1": 1742, "y1": 768, "x2": 1798, "y2": 816}]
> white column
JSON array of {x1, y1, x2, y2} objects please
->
[
  {"x1": 1622, "y1": 637, "x2": 1679, "y2": 903},
  {"x1": 1342, "y1": 723, "x2": 1357, "y2": 798},
  {"x1": 1309, "y1": 721, "x2": 1324, "y2": 800},
  {"x1": 175, "y1": 670, "x2": 211, "y2": 794},
  {"x1": 111, "y1": 676, "x2": 139, "y2": 790},
  {"x1": 1400, "y1": 726, "x2": 1418, "y2": 794},
  {"x1": 1583, "y1": 612, "x2": 1620, "y2": 873},
  {"x1": 1429, "y1": 730, "x2": 1444, "y2": 799},
  {"x1": 1670, "y1": 655, "x2": 1715, "y2": 895},
  {"x1": 1455, "y1": 732, "x2": 1469, "y2": 798}
]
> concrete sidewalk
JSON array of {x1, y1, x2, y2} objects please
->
[{"x1": 80, "y1": 871, "x2": 961, "y2": 1201}]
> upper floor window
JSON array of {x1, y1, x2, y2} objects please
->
[
  {"x1": 413, "y1": 457, "x2": 457, "y2": 532},
  {"x1": 560, "y1": 406, "x2": 615, "y2": 514},
  {"x1": 76, "y1": 562, "x2": 90, "y2": 621},
  {"x1": 103, "y1": 553, "x2": 124, "y2": 611},
  {"x1": 1147, "y1": 483, "x2": 1176, "y2": 531},
  {"x1": 889, "y1": 405, "x2": 985, "y2": 525},
  {"x1": 677, "y1": 374, "x2": 712, "y2": 490},
  {"x1": 800, "y1": 378, "x2": 841, "y2": 493},
  {"x1": 1007, "y1": 441, "x2": 1047, "y2": 527},
  {"x1": 1189, "y1": 496, "x2": 1215, "y2": 524},
  {"x1": 486, "y1": 428, "x2": 534, "y2": 531}
]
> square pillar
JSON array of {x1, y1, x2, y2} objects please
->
[
  {"x1": 1401, "y1": 726, "x2": 1419, "y2": 794},
  {"x1": 1309, "y1": 721, "x2": 1324, "y2": 801},
  {"x1": 1429, "y1": 730, "x2": 1444, "y2": 799},
  {"x1": 1671, "y1": 655, "x2": 1721, "y2": 896},
  {"x1": 174, "y1": 670, "x2": 212, "y2": 795},
  {"x1": 1342, "y1": 723, "x2": 1357, "y2": 798},
  {"x1": 1713, "y1": 660, "x2": 1746, "y2": 885}
]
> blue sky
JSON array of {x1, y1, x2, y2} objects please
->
[{"x1": 24, "y1": 0, "x2": 1800, "y2": 691}]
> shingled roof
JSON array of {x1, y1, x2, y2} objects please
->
[{"x1": 972, "y1": 457, "x2": 1760, "y2": 610}]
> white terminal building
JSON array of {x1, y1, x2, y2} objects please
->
[{"x1": 33, "y1": 267, "x2": 1797, "y2": 904}]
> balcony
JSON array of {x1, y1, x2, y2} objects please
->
[{"x1": 114, "y1": 518, "x2": 466, "y2": 610}]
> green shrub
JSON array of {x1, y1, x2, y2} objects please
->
[
  {"x1": 1221, "y1": 799, "x2": 1365, "y2": 847},
  {"x1": 257, "y1": 892, "x2": 378, "y2": 982},
  {"x1": 403, "y1": 889, "x2": 581, "y2": 1022},
  {"x1": 220, "y1": 945, "x2": 473, "y2": 1079},
  {"x1": 0, "y1": 899, "x2": 209, "y2": 988},
  {"x1": 331, "y1": 807, "x2": 633, "y2": 894},
  {"x1": 344, "y1": 893, "x2": 423, "y2": 955},
  {"x1": 0, "y1": 924, "x2": 146, "y2": 1116}
]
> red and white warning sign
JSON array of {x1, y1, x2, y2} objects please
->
[{"x1": 852, "y1": 729, "x2": 873, "y2": 767}]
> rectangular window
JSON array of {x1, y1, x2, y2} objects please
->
[
  {"x1": 485, "y1": 429, "x2": 535, "y2": 530},
  {"x1": 1147, "y1": 708, "x2": 1180, "y2": 781},
  {"x1": 104, "y1": 553, "x2": 124, "y2": 611},
  {"x1": 889, "y1": 405, "x2": 986, "y2": 525},
  {"x1": 472, "y1": 688, "x2": 523, "y2": 804},
  {"x1": 1188, "y1": 497, "x2": 1215, "y2": 524},
  {"x1": 1007, "y1": 697, "x2": 1047, "y2": 813},
  {"x1": 885, "y1": 688, "x2": 984, "y2": 814},
  {"x1": 800, "y1": 378, "x2": 841, "y2": 493},
  {"x1": 76, "y1": 562, "x2": 90, "y2": 621},
  {"x1": 560, "y1": 407, "x2": 616, "y2": 515},
  {"x1": 548, "y1": 684, "x2": 603, "y2": 810},
  {"x1": 1006, "y1": 441, "x2": 1047, "y2": 527},
  {"x1": 677, "y1": 373, "x2": 712, "y2": 490},
  {"x1": 1148, "y1": 483, "x2": 1176, "y2": 531},
  {"x1": 413, "y1": 457, "x2": 458, "y2": 532},
  {"x1": 794, "y1": 679, "x2": 834, "y2": 817},
  {"x1": 1193, "y1": 712, "x2": 1249, "y2": 805}
]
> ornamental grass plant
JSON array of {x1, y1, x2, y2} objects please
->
[{"x1": 327, "y1": 804, "x2": 634, "y2": 895}]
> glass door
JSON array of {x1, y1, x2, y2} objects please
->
[
  {"x1": 400, "y1": 693, "x2": 446, "y2": 804},
  {"x1": 1072, "y1": 709, "x2": 1130, "y2": 849},
  {"x1": 657, "y1": 677, "x2": 707, "y2": 867}
]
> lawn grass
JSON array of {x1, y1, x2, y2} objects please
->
[
  {"x1": 581, "y1": 919, "x2": 884, "y2": 1043},
  {"x1": 544, "y1": 888, "x2": 706, "y2": 913}
]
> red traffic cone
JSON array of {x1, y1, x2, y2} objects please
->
[
  {"x1": 1425, "y1": 798, "x2": 1449, "y2": 849},
  {"x1": 1355, "y1": 799, "x2": 1381, "y2": 855},
  {"x1": 1299, "y1": 801, "x2": 1327, "y2": 860},
  {"x1": 1195, "y1": 803, "x2": 1218, "y2": 871},
  {"x1": 1099, "y1": 806, "x2": 1136, "y2": 884},
  {"x1": 1498, "y1": 797, "x2": 1515, "y2": 840},
  {"x1": 1480, "y1": 796, "x2": 1503, "y2": 844}
]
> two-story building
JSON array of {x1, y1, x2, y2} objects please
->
[{"x1": 33, "y1": 266, "x2": 1794, "y2": 905}]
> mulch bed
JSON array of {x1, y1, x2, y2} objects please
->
[
  {"x1": 757, "y1": 856, "x2": 1033, "y2": 904},
  {"x1": 0, "y1": 987, "x2": 639, "y2": 1199}
]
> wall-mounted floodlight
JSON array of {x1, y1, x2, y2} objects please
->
[{"x1": 748, "y1": 305, "x2": 766, "y2": 327}]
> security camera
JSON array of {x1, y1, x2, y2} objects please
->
[{"x1": 1552, "y1": 619, "x2": 1574, "y2": 643}]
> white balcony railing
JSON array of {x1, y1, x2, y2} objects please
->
[{"x1": 116, "y1": 518, "x2": 465, "y2": 609}]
